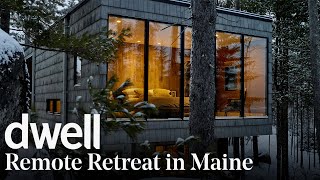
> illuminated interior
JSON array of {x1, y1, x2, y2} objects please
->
[
  {"x1": 148, "y1": 22, "x2": 181, "y2": 118},
  {"x1": 46, "y1": 99, "x2": 61, "y2": 114},
  {"x1": 49, "y1": 100, "x2": 54, "y2": 113},
  {"x1": 108, "y1": 16, "x2": 267, "y2": 119},
  {"x1": 108, "y1": 16, "x2": 145, "y2": 104},
  {"x1": 56, "y1": 100, "x2": 61, "y2": 114}
]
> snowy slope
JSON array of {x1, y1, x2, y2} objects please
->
[{"x1": 0, "y1": 28, "x2": 24, "y2": 64}]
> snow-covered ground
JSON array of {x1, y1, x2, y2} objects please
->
[{"x1": 228, "y1": 126, "x2": 320, "y2": 180}]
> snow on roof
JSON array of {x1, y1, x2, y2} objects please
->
[{"x1": 0, "y1": 28, "x2": 24, "y2": 65}]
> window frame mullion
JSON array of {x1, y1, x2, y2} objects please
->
[
  {"x1": 180, "y1": 26, "x2": 185, "y2": 120},
  {"x1": 240, "y1": 34, "x2": 245, "y2": 117},
  {"x1": 144, "y1": 20, "x2": 149, "y2": 102}
]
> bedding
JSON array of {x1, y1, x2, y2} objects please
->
[
  {"x1": 152, "y1": 88, "x2": 171, "y2": 97},
  {"x1": 122, "y1": 88, "x2": 143, "y2": 98},
  {"x1": 127, "y1": 95, "x2": 137, "y2": 99},
  {"x1": 124, "y1": 88, "x2": 155, "y2": 98},
  {"x1": 128, "y1": 96, "x2": 190, "y2": 118},
  {"x1": 127, "y1": 96, "x2": 190, "y2": 108},
  {"x1": 124, "y1": 88, "x2": 190, "y2": 108},
  {"x1": 134, "y1": 88, "x2": 144, "y2": 97},
  {"x1": 123, "y1": 88, "x2": 190, "y2": 118},
  {"x1": 150, "y1": 97, "x2": 190, "y2": 108}
]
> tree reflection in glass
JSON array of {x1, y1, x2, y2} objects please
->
[
  {"x1": 244, "y1": 37, "x2": 267, "y2": 117},
  {"x1": 108, "y1": 16, "x2": 145, "y2": 104},
  {"x1": 216, "y1": 32, "x2": 241, "y2": 117},
  {"x1": 148, "y1": 22, "x2": 181, "y2": 118}
]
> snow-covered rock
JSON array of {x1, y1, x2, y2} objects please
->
[
  {"x1": 0, "y1": 29, "x2": 24, "y2": 65},
  {"x1": 0, "y1": 28, "x2": 29, "y2": 179}
]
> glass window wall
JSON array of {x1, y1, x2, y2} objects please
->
[
  {"x1": 108, "y1": 16, "x2": 145, "y2": 103},
  {"x1": 148, "y1": 22, "x2": 181, "y2": 118},
  {"x1": 244, "y1": 36, "x2": 267, "y2": 116},
  {"x1": 108, "y1": 16, "x2": 268, "y2": 119}
]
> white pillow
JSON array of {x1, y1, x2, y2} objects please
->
[
  {"x1": 123, "y1": 88, "x2": 143, "y2": 98},
  {"x1": 152, "y1": 88, "x2": 171, "y2": 97},
  {"x1": 133, "y1": 89, "x2": 154, "y2": 97},
  {"x1": 148, "y1": 89, "x2": 154, "y2": 96},
  {"x1": 134, "y1": 88, "x2": 144, "y2": 97},
  {"x1": 127, "y1": 95, "x2": 137, "y2": 99}
]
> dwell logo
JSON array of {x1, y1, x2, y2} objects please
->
[
  {"x1": 3, "y1": 114, "x2": 255, "y2": 172},
  {"x1": 5, "y1": 114, "x2": 101, "y2": 150}
]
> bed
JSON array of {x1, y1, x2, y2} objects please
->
[{"x1": 124, "y1": 88, "x2": 190, "y2": 118}]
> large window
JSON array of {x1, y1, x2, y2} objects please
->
[
  {"x1": 108, "y1": 16, "x2": 268, "y2": 119},
  {"x1": 184, "y1": 31, "x2": 242, "y2": 117},
  {"x1": 46, "y1": 99, "x2": 61, "y2": 114},
  {"x1": 148, "y1": 22, "x2": 181, "y2": 118},
  {"x1": 108, "y1": 16, "x2": 145, "y2": 102},
  {"x1": 244, "y1": 36, "x2": 267, "y2": 116},
  {"x1": 216, "y1": 32, "x2": 241, "y2": 117}
]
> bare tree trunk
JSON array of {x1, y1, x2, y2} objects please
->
[
  {"x1": 0, "y1": 9, "x2": 10, "y2": 33},
  {"x1": 235, "y1": 0, "x2": 240, "y2": 10},
  {"x1": 300, "y1": 104, "x2": 304, "y2": 167},
  {"x1": 308, "y1": 106, "x2": 311, "y2": 169},
  {"x1": 226, "y1": 0, "x2": 233, "y2": 8},
  {"x1": 217, "y1": 138, "x2": 228, "y2": 158},
  {"x1": 253, "y1": 136, "x2": 259, "y2": 166},
  {"x1": 297, "y1": 98, "x2": 299, "y2": 163},
  {"x1": 291, "y1": 103, "x2": 294, "y2": 156},
  {"x1": 274, "y1": 36, "x2": 289, "y2": 179},
  {"x1": 274, "y1": 13, "x2": 289, "y2": 179},
  {"x1": 308, "y1": 0, "x2": 320, "y2": 163},
  {"x1": 233, "y1": 137, "x2": 240, "y2": 158},
  {"x1": 314, "y1": 111, "x2": 316, "y2": 167},
  {"x1": 190, "y1": 0, "x2": 216, "y2": 154},
  {"x1": 277, "y1": 52, "x2": 289, "y2": 180},
  {"x1": 240, "y1": 137, "x2": 245, "y2": 159}
]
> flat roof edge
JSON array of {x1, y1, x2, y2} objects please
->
[
  {"x1": 152, "y1": 0, "x2": 273, "y2": 22},
  {"x1": 64, "y1": 0, "x2": 273, "y2": 23},
  {"x1": 217, "y1": 6, "x2": 273, "y2": 22}
]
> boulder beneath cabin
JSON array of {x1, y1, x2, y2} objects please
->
[{"x1": 0, "y1": 28, "x2": 29, "y2": 179}]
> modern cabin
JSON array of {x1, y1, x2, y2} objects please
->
[{"x1": 25, "y1": 0, "x2": 273, "y2": 155}]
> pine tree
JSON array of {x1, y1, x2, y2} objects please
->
[
  {"x1": 189, "y1": 0, "x2": 216, "y2": 155},
  {"x1": 0, "y1": 0, "x2": 65, "y2": 33}
]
